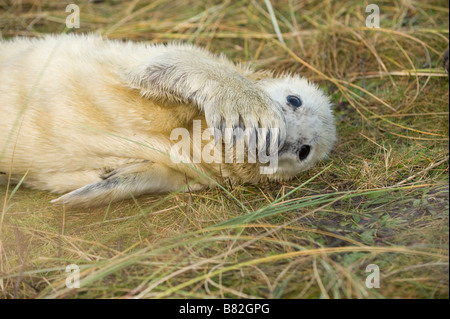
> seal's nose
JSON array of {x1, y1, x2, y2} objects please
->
[{"x1": 299, "y1": 145, "x2": 311, "y2": 161}]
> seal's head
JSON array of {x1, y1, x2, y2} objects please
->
[{"x1": 259, "y1": 75, "x2": 337, "y2": 179}]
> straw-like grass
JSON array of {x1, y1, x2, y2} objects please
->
[{"x1": 0, "y1": 0, "x2": 448, "y2": 299}]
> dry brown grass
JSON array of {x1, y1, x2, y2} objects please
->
[{"x1": 0, "y1": 0, "x2": 448, "y2": 299}]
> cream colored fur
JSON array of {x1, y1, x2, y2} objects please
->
[{"x1": 0, "y1": 34, "x2": 336, "y2": 207}]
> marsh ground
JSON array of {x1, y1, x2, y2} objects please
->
[{"x1": 0, "y1": 0, "x2": 448, "y2": 298}]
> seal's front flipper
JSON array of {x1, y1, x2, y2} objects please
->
[
  {"x1": 50, "y1": 162, "x2": 200, "y2": 208},
  {"x1": 120, "y1": 48, "x2": 286, "y2": 152}
]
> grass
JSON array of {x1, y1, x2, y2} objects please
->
[{"x1": 0, "y1": 0, "x2": 448, "y2": 299}]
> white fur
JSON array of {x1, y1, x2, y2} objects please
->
[{"x1": 0, "y1": 34, "x2": 336, "y2": 207}]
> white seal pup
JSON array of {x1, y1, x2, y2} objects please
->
[{"x1": 0, "y1": 34, "x2": 336, "y2": 207}]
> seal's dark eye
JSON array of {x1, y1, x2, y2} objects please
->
[{"x1": 287, "y1": 95, "x2": 302, "y2": 108}]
